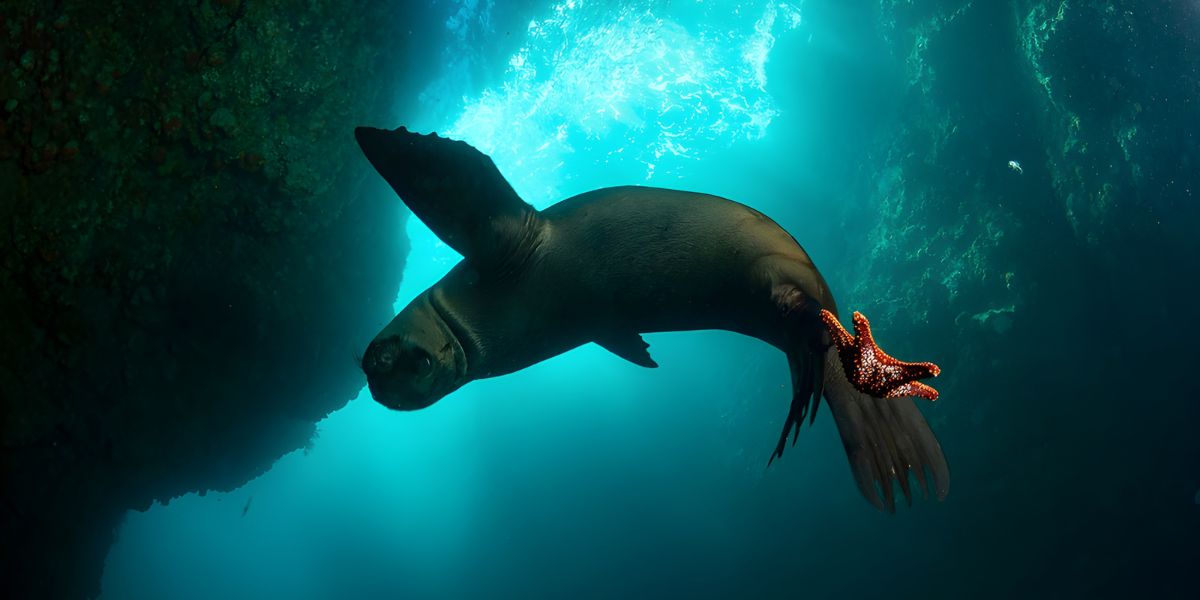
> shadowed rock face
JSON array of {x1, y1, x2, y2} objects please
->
[
  {"x1": 0, "y1": 1, "x2": 414, "y2": 597},
  {"x1": 831, "y1": 1, "x2": 1199, "y2": 595}
]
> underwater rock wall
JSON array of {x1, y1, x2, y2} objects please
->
[
  {"x1": 839, "y1": 1, "x2": 1198, "y2": 594},
  {"x1": 0, "y1": 1, "x2": 410, "y2": 597},
  {"x1": 854, "y1": 0, "x2": 1198, "y2": 352}
]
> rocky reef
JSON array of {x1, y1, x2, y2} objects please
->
[
  {"x1": 0, "y1": 1, "x2": 412, "y2": 597},
  {"x1": 833, "y1": 1, "x2": 1198, "y2": 595}
]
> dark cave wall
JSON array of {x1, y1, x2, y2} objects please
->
[
  {"x1": 832, "y1": 1, "x2": 1199, "y2": 595},
  {"x1": 0, "y1": 1, "x2": 411, "y2": 597}
]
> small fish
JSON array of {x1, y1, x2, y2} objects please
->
[
  {"x1": 1008, "y1": 160, "x2": 1023, "y2": 174},
  {"x1": 242, "y1": 496, "x2": 252, "y2": 517}
]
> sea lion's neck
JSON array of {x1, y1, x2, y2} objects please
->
[
  {"x1": 429, "y1": 261, "x2": 590, "y2": 380},
  {"x1": 426, "y1": 285, "x2": 481, "y2": 382}
]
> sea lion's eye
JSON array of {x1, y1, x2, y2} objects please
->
[{"x1": 415, "y1": 352, "x2": 433, "y2": 376}]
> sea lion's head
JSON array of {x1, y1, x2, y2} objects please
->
[{"x1": 361, "y1": 292, "x2": 467, "y2": 411}]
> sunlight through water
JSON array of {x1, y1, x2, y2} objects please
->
[
  {"x1": 100, "y1": 2, "x2": 811, "y2": 598},
  {"x1": 444, "y1": 0, "x2": 804, "y2": 204}
]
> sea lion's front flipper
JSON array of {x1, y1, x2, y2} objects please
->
[
  {"x1": 596, "y1": 334, "x2": 659, "y2": 368},
  {"x1": 355, "y1": 126, "x2": 542, "y2": 270}
]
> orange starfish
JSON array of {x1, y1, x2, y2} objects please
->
[{"x1": 820, "y1": 309, "x2": 941, "y2": 401}]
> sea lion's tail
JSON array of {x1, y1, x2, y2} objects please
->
[{"x1": 820, "y1": 347, "x2": 950, "y2": 511}]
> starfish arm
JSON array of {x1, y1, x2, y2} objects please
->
[
  {"x1": 903, "y1": 360, "x2": 941, "y2": 379},
  {"x1": 851, "y1": 311, "x2": 877, "y2": 349},
  {"x1": 885, "y1": 381, "x2": 939, "y2": 402},
  {"x1": 820, "y1": 309, "x2": 856, "y2": 350}
]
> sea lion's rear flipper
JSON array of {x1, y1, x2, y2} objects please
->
[
  {"x1": 765, "y1": 288, "x2": 949, "y2": 510},
  {"x1": 822, "y1": 347, "x2": 950, "y2": 512},
  {"x1": 355, "y1": 126, "x2": 542, "y2": 270},
  {"x1": 768, "y1": 348, "x2": 823, "y2": 467},
  {"x1": 596, "y1": 334, "x2": 659, "y2": 368},
  {"x1": 766, "y1": 283, "x2": 827, "y2": 467}
]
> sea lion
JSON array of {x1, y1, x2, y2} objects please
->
[{"x1": 354, "y1": 126, "x2": 948, "y2": 511}]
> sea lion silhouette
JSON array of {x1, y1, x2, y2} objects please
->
[{"x1": 355, "y1": 126, "x2": 948, "y2": 511}]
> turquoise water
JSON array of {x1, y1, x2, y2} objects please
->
[{"x1": 98, "y1": 1, "x2": 1199, "y2": 598}]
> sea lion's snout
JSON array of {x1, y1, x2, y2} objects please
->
[
  {"x1": 361, "y1": 336, "x2": 440, "y2": 411},
  {"x1": 361, "y1": 292, "x2": 468, "y2": 411}
]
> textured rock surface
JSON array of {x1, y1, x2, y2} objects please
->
[
  {"x1": 0, "y1": 1, "x2": 411, "y2": 597},
  {"x1": 830, "y1": 1, "x2": 1198, "y2": 595}
]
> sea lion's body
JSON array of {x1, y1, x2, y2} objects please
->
[
  {"x1": 432, "y1": 186, "x2": 832, "y2": 379},
  {"x1": 355, "y1": 126, "x2": 948, "y2": 511}
]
